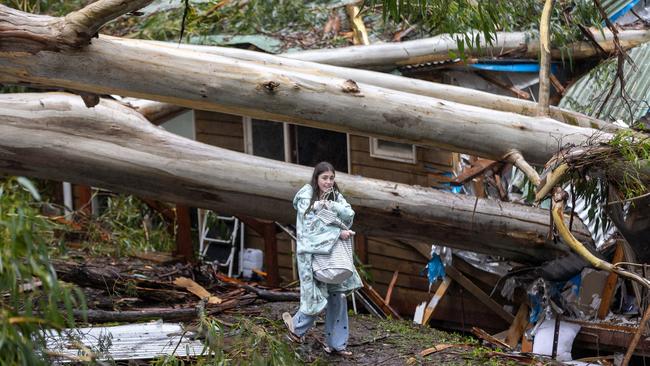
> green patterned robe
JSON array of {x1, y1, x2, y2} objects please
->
[{"x1": 293, "y1": 184, "x2": 363, "y2": 315}]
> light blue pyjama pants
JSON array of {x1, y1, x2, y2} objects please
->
[{"x1": 292, "y1": 292, "x2": 349, "y2": 351}]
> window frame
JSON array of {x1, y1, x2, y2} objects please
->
[{"x1": 369, "y1": 137, "x2": 417, "y2": 164}]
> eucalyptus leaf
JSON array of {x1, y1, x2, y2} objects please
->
[{"x1": 16, "y1": 177, "x2": 41, "y2": 201}]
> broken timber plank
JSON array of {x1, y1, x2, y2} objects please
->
[
  {"x1": 452, "y1": 159, "x2": 501, "y2": 185},
  {"x1": 471, "y1": 327, "x2": 512, "y2": 350},
  {"x1": 173, "y1": 276, "x2": 222, "y2": 304},
  {"x1": 521, "y1": 324, "x2": 533, "y2": 353},
  {"x1": 476, "y1": 72, "x2": 531, "y2": 100},
  {"x1": 445, "y1": 265, "x2": 514, "y2": 324},
  {"x1": 623, "y1": 303, "x2": 650, "y2": 365},
  {"x1": 422, "y1": 276, "x2": 452, "y2": 326},
  {"x1": 419, "y1": 344, "x2": 459, "y2": 357},
  {"x1": 384, "y1": 270, "x2": 399, "y2": 305},
  {"x1": 597, "y1": 240, "x2": 625, "y2": 319},
  {"x1": 361, "y1": 280, "x2": 402, "y2": 319},
  {"x1": 505, "y1": 303, "x2": 529, "y2": 348}
]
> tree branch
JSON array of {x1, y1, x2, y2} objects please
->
[
  {"x1": 538, "y1": 0, "x2": 555, "y2": 116},
  {"x1": 60, "y1": 0, "x2": 154, "y2": 47},
  {"x1": 535, "y1": 163, "x2": 568, "y2": 202},
  {"x1": 503, "y1": 150, "x2": 541, "y2": 186},
  {"x1": 551, "y1": 187, "x2": 650, "y2": 366}
]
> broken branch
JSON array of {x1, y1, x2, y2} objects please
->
[
  {"x1": 551, "y1": 187, "x2": 650, "y2": 366},
  {"x1": 535, "y1": 163, "x2": 569, "y2": 202},
  {"x1": 62, "y1": 0, "x2": 154, "y2": 46},
  {"x1": 538, "y1": 0, "x2": 555, "y2": 116},
  {"x1": 503, "y1": 150, "x2": 541, "y2": 187}
]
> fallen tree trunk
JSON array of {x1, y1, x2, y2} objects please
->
[
  {"x1": 119, "y1": 97, "x2": 187, "y2": 126},
  {"x1": 0, "y1": 93, "x2": 591, "y2": 263},
  {"x1": 282, "y1": 29, "x2": 650, "y2": 69},
  {"x1": 0, "y1": 5, "x2": 611, "y2": 165},
  {"x1": 53, "y1": 261, "x2": 189, "y2": 303},
  {"x1": 73, "y1": 297, "x2": 255, "y2": 323},
  {"x1": 238, "y1": 285, "x2": 300, "y2": 302},
  {"x1": 143, "y1": 39, "x2": 610, "y2": 131}
]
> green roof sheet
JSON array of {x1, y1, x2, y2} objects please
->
[{"x1": 559, "y1": 41, "x2": 650, "y2": 124}]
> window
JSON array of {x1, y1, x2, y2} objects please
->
[
  {"x1": 243, "y1": 117, "x2": 349, "y2": 173},
  {"x1": 369, "y1": 138, "x2": 416, "y2": 164},
  {"x1": 295, "y1": 125, "x2": 348, "y2": 173},
  {"x1": 243, "y1": 117, "x2": 290, "y2": 162}
]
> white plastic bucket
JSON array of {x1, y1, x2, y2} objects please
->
[{"x1": 241, "y1": 248, "x2": 263, "y2": 278}]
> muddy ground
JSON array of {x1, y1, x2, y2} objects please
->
[
  {"x1": 57, "y1": 250, "x2": 554, "y2": 365},
  {"x1": 218, "y1": 301, "x2": 525, "y2": 365}
]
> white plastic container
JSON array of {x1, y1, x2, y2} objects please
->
[{"x1": 241, "y1": 248, "x2": 264, "y2": 278}]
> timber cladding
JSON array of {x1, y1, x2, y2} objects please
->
[
  {"x1": 195, "y1": 110, "x2": 245, "y2": 153},
  {"x1": 348, "y1": 134, "x2": 456, "y2": 188}
]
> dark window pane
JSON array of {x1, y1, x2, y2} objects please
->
[
  {"x1": 296, "y1": 126, "x2": 348, "y2": 173},
  {"x1": 252, "y1": 119, "x2": 284, "y2": 161}
]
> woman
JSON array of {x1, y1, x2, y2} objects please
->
[{"x1": 282, "y1": 161, "x2": 362, "y2": 356}]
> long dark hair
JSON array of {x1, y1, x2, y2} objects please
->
[{"x1": 307, "y1": 161, "x2": 339, "y2": 214}]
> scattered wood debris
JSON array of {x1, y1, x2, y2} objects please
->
[{"x1": 173, "y1": 276, "x2": 222, "y2": 304}]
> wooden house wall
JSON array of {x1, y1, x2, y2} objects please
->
[
  {"x1": 195, "y1": 110, "x2": 245, "y2": 152},
  {"x1": 348, "y1": 134, "x2": 456, "y2": 188},
  {"x1": 193, "y1": 110, "x2": 476, "y2": 319},
  {"x1": 348, "y1": 134, "x2": 462, "y2": 316}
]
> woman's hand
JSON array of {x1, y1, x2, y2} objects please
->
[
  {"x1": 339, "y1": 230, "x2": 355, "y2": 240},
  {"x1": 320, "y1": 189, "x2": 334, "y2": 200},
  {"x1": 314, "y1": 200, "x2": 331, "y2": 211}
]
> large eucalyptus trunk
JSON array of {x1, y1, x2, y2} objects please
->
[
  {"x1": 0, "y1": 5, "x2": 611, "y2": 166},
  {"x1": 0, "y1": 93, "x2": 592, "y2": 263},
  {"x1": 284, "y1": 29, "x2": 650, "y2": 70},
  {"x1": 144, "y1": 39, "x2": 610, "y2": 130}
]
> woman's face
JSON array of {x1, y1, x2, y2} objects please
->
[{"x1": 317, "y1": 170, "x2": 335, "y2": 194}]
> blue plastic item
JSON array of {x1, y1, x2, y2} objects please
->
[{"x1": 425, "y1": 254, "x2": 446, "y2": 284}]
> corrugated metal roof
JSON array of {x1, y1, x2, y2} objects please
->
[
  {"x1": 559, "y1": 41, "x2": 650, "y2": 124},
  {"x1": 603, "y1": 0, "x2": 640, "y2": 21},
  {"x1": 45, "y1": 321, "x2": 205, "y2": 362}
]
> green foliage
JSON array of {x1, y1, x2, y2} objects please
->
[
  {"x1": 6, "y1": 0, "x2": 90, "y2": 16},
  {"x1": 151, "y1": 313, "x2": 304, "y2": 365},
  {"x1": 120, "y1": 0, "x2": 330, "y2": 44},
  {"x1": 82, "y1": 193, "x2": 176, "y2": 257},
  {"x1": 464, "y1": 346, "x2": 519, "y2": 365},
  {"x1": 211, "y1": 317, "x2": 302, "y2": 365},
  {"x1": 354, "y1": 253, "x2": 374, "y2": 282},
  {"x1": 608, "y1": 129, "x2": 650, "y2": 200},
  {"x1": 375, "y1": 315, "x2": 477, "y2": 353},
  {"x1": 365, "y1": 0, "x2": 602, "y2": 61},
  {"x1": 0, "y1": 177, "x2": 85, "y2": 366}
]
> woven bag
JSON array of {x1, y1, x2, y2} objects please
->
[{"x1": 311, "y1": 208, "x2": 355, "y2": 284}]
